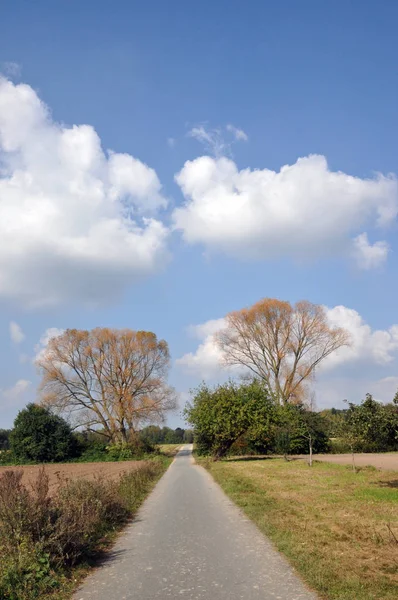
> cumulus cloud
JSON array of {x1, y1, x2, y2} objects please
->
[
  {"x1": 0, "y1": 76, "x2": 169, "y2": 307},
  {"x1": 323, "y1": 306, "x2": 398, "y2": 368},
  {"x1": 176, "y1": 306, "x2": 398, "y2": 381},
  {"x1": 173, "y1": 154, "x2": 397, "y2": 263},
  {"x1": 176, "y1": 318, "x2": 228, "y2": 379},
  {"x1": 352, "y1": 232, "x2": 389, "y2": 269},
  {"x1": 9, "y1": 321, "x2": 25, "y2": 344},
  {"x1": 34, "y1": 327, "x2": 65, "y2": 362},
  {"x1": 1, "y1": 379, "x2": 31, "y2": 406}
]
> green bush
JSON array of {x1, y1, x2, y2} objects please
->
[
  {"x1": 76, "y1": 434, "x2": 156, "y2": 463},
  {"x1": 342, "y1": 395, "x2": 398, "y2": 453},
  {"x1": 106, "y1": 437, "x2": 156, "y2": 461},
  {"x1": 10, "y1": 404, "x2": 79, "y2": 463},
  {"x1": 0, "y1": 449, "x2": 15, "y2": 465},
  {"x1": 185, "y1": 379, "x2": 277, "y2": 458}
]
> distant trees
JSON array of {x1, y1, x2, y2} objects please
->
[
  {"x1": 343, "y1": 394, "x2": 398, "y2": 455},
  {"x1": 0, "y1": 430, "x2": 10, "y2": 451},
  {"x1": 185, "y1": 380, "x2": 277, "y2": 458},
  {"x1": 216, "y1": 298, "x2": 350, "y2": 405},
  {"x1": 10, "y1": 404, "x2": 78, "y2": 463},
  {"x1": 319, "y1": 408, "x2": 347, "y2": 438},
  {"x1": 183, "y1": 429, "x2": 194, "y2": 444},
  {"x1": 275, "y1": 405, "x2": 329, "y2": 463},
  {"x1": 36, "y1": 328, "x2": 177, "y2": 444},
  {"x1": 140, "y1": 425, "x2": 192, "y2": 445}
]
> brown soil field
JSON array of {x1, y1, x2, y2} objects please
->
[
  {"x1": 301, "y1": 452, "x2": 398, "y2": 470},
  {"x1": 0, "y1": 460, "x2": 144, "y2": 494}
]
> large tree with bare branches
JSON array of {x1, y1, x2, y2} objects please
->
[
  {"x1": 36, "y1": 328, "x2": 177, "y2": 443},
  {"x1": 216, "y1": 298, "x2": 350, "y2": 405}
]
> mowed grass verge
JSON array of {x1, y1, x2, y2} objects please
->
[{"x1": 201, "y1": 457, "x2": 398, "y2": 600}]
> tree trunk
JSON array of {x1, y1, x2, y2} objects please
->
[
  {"x1": 351, "y1": 446, "x2": 356, "y2": 473},
  {"x1": 308, "y1": 435, "x2": 313, "y2": 467}
]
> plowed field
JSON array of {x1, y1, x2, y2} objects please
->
[{"x1": 0, "y1": 460, "x2": 144, "y2": 494}]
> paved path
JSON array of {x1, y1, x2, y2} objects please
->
[{"x1": 73, "y1": 446, "x2": 317, "y2": 600}]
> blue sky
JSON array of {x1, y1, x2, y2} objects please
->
[{"x1": 1, "y1": 0, "x2": 398, "y2": 428}]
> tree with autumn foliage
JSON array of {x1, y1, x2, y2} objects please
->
[
  {"x1": 216, "y1": 298, "x2": 350, "y2": 405},
  {"x1": 36, "y1": 328, "x2": 177, "y2": 443}
]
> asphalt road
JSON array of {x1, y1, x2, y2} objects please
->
[{"x1": 73, "y1": 446, "x2": 318, "y2": 600}]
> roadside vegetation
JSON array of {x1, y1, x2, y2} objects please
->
[
  {"x1": 185, "y1": 297, "x2": 398, "y2": 598},
  {"x1": 202, "y1": 457, "x2": 398, "y2": 600},
  {"x1": 185, "y1": 380, "x2": 398, "y2": 460},
  {"x1": 0, "y1": 326, "x2": 177, "y2": 598},
  {"x1": 0, "y1": 458, "x2": 169, "y2": 600},
  {"x1": 158, "y1": 443, "x2": 183, "y2": 456}
]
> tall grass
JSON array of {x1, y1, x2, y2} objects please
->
[{"x1": 0, "y1": 458, "x2": 168, "y2": 600}]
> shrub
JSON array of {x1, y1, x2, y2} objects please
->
[
  {"x1": 0, "y1": 449, "x2": 15, "y2": 465},
  {"x1": 10, "y1": 404, "x2": 79, "y2": 463},
  {"x1": 185, "y1": 379, "x2": 277, "y2": 459},
  {"x1": 0, "y1": 460, "x2": 166, "y2": 598}
]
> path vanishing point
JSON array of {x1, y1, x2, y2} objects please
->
[{"x1": 73, "y1": 446, "x2": 318, "y2": 600}]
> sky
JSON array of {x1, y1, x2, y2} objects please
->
[{"x1": 1, "y1": 0, "x2": 398, "y2": 429}]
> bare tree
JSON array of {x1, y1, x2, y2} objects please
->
[
  {"x1": 216, "y1": 298, "x2": 350, "y2": 405},
  {"x1": 36, "y1": 328, "x2": 177, "y2": 443}
]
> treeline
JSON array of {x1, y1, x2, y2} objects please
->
[
  {"x1": 0, "y1": 404, "x2": 187, "y2": 465},
  {"x1": 140, "y1": 425, "x2": 193, "y2": 445},
  {"x1": 185, "y1": 380, "x2": 398, "y2": 459}
]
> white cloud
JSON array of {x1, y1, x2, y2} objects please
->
[
  {"x1": 167, "y1": 137, "x2": 176, "y2": 148},
  {"x1": 226, "y1": 123, "x2": 248, "y2": 141},
  {"x1": 188, "y1": 126, "x2": 228, "y2": 158},
  {"x1": 1, "y1": 379, "x2": 31, "y2": 407},
  {"x1": 352, "y1": 232, "x2": 389, "y2": 269},
  {"x1": 0, "y1": 77, "x2": 169, "y2": 307},
  {"x1": 9, "y1": 321, "x2": 25, "y2": 344},
  {"x1": 176, "y1": 318, "x2": 228, "y2": 379},
  {"x1": 323, "y1": 306, "x2": 398, "y2": 368},
  {"x1": 176, "y1": 306, "x2": 398, "y2": 383},
  {"x1": 173, "y1": 154, "x2": 397, "y2": 263},
  {"x1": 34, "y1": 327, "x2": 65, "y2": 362},
  {"x1": 188, "y1": 124, "x2": 248, "y2": 158}
]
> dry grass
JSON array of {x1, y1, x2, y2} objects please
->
[
  {"x1": 0, "y1": 458, "x2": 170, "y2": 600},
  {"x1": 158, "y1": 444, "x2": 182, "y2": 456},
  {"x1": 202, "y1": 457, "x2": 398, "y2": 600}
]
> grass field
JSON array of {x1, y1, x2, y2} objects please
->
[
  {"x1": 158, "y1": 443, "x2": 182, "y2": 455},
  {"x1": 202, "y1": 457, "x2": 398, "y2": 600}
]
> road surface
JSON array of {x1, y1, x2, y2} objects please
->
[{"x1": 73, "y1": 446, "x2": 317, "y2": 600}]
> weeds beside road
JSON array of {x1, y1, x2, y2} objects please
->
[
  {"x1": 157, "y1": 443, "x2": 182, "y2": 456},
  {"x1": 0, "y1": 456, "x2": 170, "y2": 600},
  {"x1": 202, "y1": 457, "x2": 398, "y2": 600}
]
